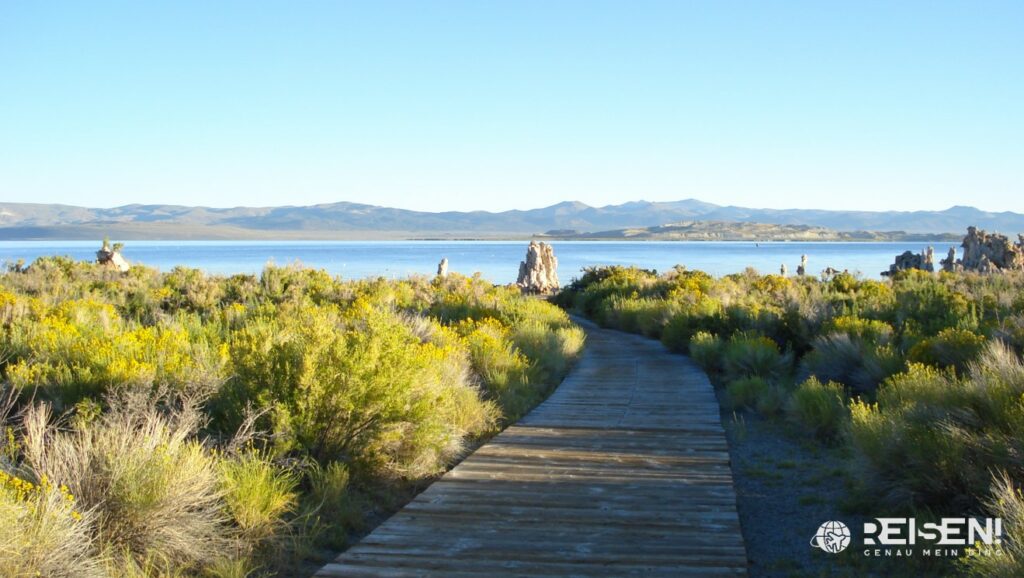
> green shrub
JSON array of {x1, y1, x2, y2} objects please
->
[
  {"x1": 461, "y1": 318, "x2": 534, "y2": 420},
  {"x1": 726, "y1": 377, "x2": 770, "y2": 410},
  {"x1": 660, "y1": 315, "x2": 690, "y2": 353},
  {"x1": 634, "y1": 299, "x2": 679, "y2": 338},
  {"x1": 850, "y1": 343, "x2": 1024, "y2": 509},
  {"x1": 755, "y1": 385, "x2": 789, "y2": 417},
  {"x1": 219, "y1": 449, "x2": 299, "y2": 552},
  {"x1": 597, "y1": 296, "x2": 664, "y2": 334},
  {"x1": 908, "y1": 327, "x2": 987, "y2": 375},
  {"x1": 161, "y1": 266, "x2": 226, "y2": 315},
  {"x1": 787, "y1": 377, "x2": 847, "y2": 440},
  {"x1": 801, "y1": 333, "x2": 903, "y2": 394},
  {"x1": 566, "y1": 266, "x2": 658, "y2": 317},
  {"x1": 225, "y1": 306, "x2": 498, "y2": 474},
  {"x1": 722, "y1": 333, "x2": 790, "y2": 382},
  {"x1": 660, "y1": 297, "x2": 722, "y2": 352},
  {"x1": 722, "y1": 302, "x2": 786, "y2": 344},
  {"x1": 510, "y1": 320, "x2": 585, "y2": 390},
  {"x1": 687, "y1": 332, "x2": 723, "y2": 374},
  {"x1": 893, "y1": 272, "x2": 977, "y2": 334},
  {"x1": 823, "y1": 315, "x2": 894, "y2": 343},
  {"x1": 7, "y1": 392, "x2": 322, "y2": 576}
]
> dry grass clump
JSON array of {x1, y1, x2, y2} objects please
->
[
  {"x1": 0, "y1": 469, "x2": 102, "y2": 577},
  {"x1": 1, "y1": 390, "x2": 301, "y2": 576},
  {"x1": 960, "y1": 473, "x2": 1024, "y2": 577},
  {"x1": 21, "y1": 393, "x2": 228, "y2": 571}
]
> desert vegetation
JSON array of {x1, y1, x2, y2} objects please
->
[
  {"x1": 555, "y1": 265, "x2": 1024, "y2": 575},
  {"x1": 0, "y1": 257, "x2": 583, "y2": 576}
]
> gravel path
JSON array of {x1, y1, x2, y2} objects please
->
[
  {"x1": 717, "y1": 393, "x2": 865, "y2": 577},
  {"x1": 720, "y1": 399, "x2": 964, "y2": 578}
]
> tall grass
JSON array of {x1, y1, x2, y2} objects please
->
[
  {"x1": 218, "y1": 449, "x2": 299, "y2": 553},
  {"x1": 21, "y1": 394, "x2": 229, "y2": 570},
  {"x1": 960, "y1": 473, "x2": 1024, "y2": 577},
  {"x1": 0, "y1": 388, "x2": 300, "y2": 575},
  {"x1": 800, "y1": 333, "x2": 902, "y2": 394},
  {"x1": 0, "y1": 469, "x2": 102, "y2": 577},
  {"x1": 301, "y1": 461, "x2": 361, "y2": 549}
]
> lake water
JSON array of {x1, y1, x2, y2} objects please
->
[{"x1": 0, "y1": 240, "x2": 951, "y2": 283}]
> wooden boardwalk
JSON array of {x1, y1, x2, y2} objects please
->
[{"x1": 315, "y1": 319, "x2": 747, "y2": 577}]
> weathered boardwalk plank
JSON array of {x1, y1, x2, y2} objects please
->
[{"x1": 315, "y1": 318, "x2": 747, "y2": 577}]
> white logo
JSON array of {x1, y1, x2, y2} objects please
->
[
  {"x1": 811, "y1": 520, "x2": 851, "y2": 554},
  {"x1": 863, "y1": 517, "x2": 1002, "y2": 546},
  {"x1": 811, "y1": 517, "x2": 1003, "y2": 558}
]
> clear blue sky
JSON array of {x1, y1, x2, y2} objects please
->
[{"x1": 1, "y1": 1, "x2": 1021, "y2": 212}]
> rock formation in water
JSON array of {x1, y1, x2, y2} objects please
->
[
  {"x1": 940, "y1": 247, "x2": 959, "y2": 272},
  {"x1": 516, "y1": 241, "x2": 559, "y2": 294},
  {"x1": 96, "y1": 238, "x2": 130, "y2": 272},
  {"x1": 437, "y1": 258, "x2": 448, "y2": 278},
  {"x1": 796, "y1": 255, "x2": 808, "y2": 276},
  {"x1": 881, "y1": 246, "x2": 935, "y2": 276},
  {"x1": 780, "y1": 264, "x2": 787, "y2": 276},
  {"x1": 958, "y1": 226, "x2": 1024, "y2": 272},
  {"x1": 885, "y1": 228, "x2": 1024, "y2": 275}
]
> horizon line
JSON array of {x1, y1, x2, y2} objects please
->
[{"x1": 0, "y1": 198, "x2": 1010, "y2": 216}]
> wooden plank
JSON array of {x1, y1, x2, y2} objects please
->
[{"x1": 313, "y1": 317, "x2": 748, "y2": 576}]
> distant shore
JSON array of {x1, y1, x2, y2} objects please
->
[{"x1": 0, "y1": 223, "x2": 961, "y2": 243}]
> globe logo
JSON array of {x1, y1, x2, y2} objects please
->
[{"x1": 810, "y1": 520, "x2": 851, "y2": 554}]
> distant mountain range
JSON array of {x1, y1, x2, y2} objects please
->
[{"x1": 0, "y1": 199, "x2": 1020, "y2": 240}]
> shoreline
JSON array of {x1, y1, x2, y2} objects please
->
[{"x1": 0, "y1": 235, "x2": 962, "y2": 243}]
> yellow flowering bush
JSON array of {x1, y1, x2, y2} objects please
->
[
  {"x1": 0, "y1": 470, "x2": 98, "y2": 577},
  {"x1": 6, "y1": 307, "x2": 227, "y2": 406},
  {"x1": 0, "y1": 258, "x2": 584, "y2": 573}
]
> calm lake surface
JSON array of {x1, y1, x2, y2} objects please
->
[{"x1": 0, "y1": 241, "x2": 949, "y2": 283}]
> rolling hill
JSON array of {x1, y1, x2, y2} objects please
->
[{"x1": 0, "y1": 199, "x2": 1020, "y2": 240}]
